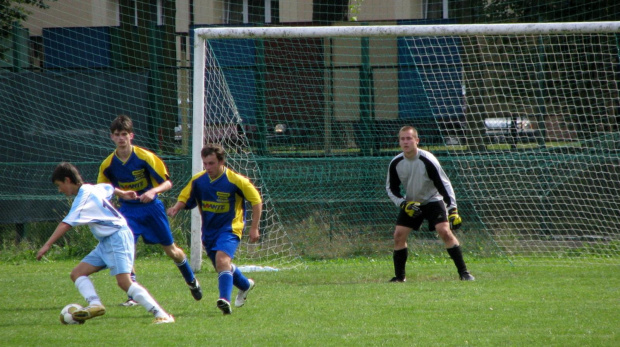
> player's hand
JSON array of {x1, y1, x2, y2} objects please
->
[
  {"x1": 36, "y1": 244, "x2": 50, "y2": 260},
  {"x1": 249, "y1": 227, "x2": 260, "y2": 243},
  {"x1": 167, "y1": 206, "x2": 180, "y2": 217},
  {"x1": 139, "y1": 190, "x2": 156, "y2": 203},
  {"x1": 448, "y1": 208, "x2": 462, "y2": 231},
  {"x1": 400, "y1": 201, "x2": 422, "y2": 218},
  {"x1": 117, "y1": 189, "x2": 138, "y2": 201}
]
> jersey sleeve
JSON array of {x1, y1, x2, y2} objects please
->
[
  {"x1": 386, "y1": 156, "x2": 405, "y2": 207},
  {"x1": 423, "y1": 155, "x2": 457, "y2": 210},
  {"x1": 237, "y1": 177, "x2": 262, "y2": 206},
  {"x1": 134, "y1": 147, "x2": 170, "y2": 185},
  {"x1": 97, "y1": 154, "x2": 114, "y2": 184},
  {"x1": 177, "y1": 171, "x2": 205, "y2": 210}
]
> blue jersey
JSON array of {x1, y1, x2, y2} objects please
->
[
  {"x1": 177, "y1": 167, "x2": 261, "y2": 241},
  {"x1": 97, "y1": 146, "x2": 170, "y2": 205},
  {"x1": 63, "y1": 183, "x2": 129, "y2": 241}
]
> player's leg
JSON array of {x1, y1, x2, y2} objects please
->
[
  {"x1": 161, "y1": 243, "x2": 202, "y2": 301},
  {"x1": 118, "y1": 275, "x2": 174, "y2": 324},
  {"x1": 119, "y1": 204, "x2": 141, "y2": 306},
  {"x1": 435, "y1": 222, "x2": 475, "y2": 281},
  {"x1": 232, "y1": 263, "x2": 255, "y2": 308},
  {"x1": 148, "y1": 200, "x2": 202, "y2": 300},
  {"x1": 391, "y1": 208, "x2": 424, "y2": 282},
  {"x1": 214, "y1": 250, "x2": 234, "y2": 314},
  {"x1": 69, "y1": 248, "x2": 107, "y2": 321},
  {"x1": 391, "y1": 225, "x2": 412, "y2": 282}
]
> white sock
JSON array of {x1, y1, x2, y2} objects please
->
[
  {"x1": 127, "y1": 283, "x2": 168, "y2": 318},
  {"x1": 74, "y1": 276, "x2": 102, "y2": 306}
]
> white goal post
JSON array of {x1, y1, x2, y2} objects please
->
[{"x1": 191, "y1": 21, "x2": 620, "y2": 269}]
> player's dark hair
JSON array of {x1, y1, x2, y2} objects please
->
[
  {"x1": 51, "y1": 162, "x2": 84, "y2": 185},
  {"x1": 110, "y1": 114, "x2": 134, "y2": 133},
  {"x1": 399, "y1": 125, "x2": 418, "y2": 138},
  {"x1": 201, "y1": 143, "x2": 226, "y2": 162}
]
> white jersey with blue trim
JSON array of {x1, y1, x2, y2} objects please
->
[{"x1": 62, "y1": 183, "x2": 128, "y2": 240}]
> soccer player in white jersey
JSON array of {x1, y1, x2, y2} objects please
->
[
  {"x1": 36, "y1": 162, "x2": 175, "y2": 324},
  {"x1": 386, "y1": 126, "x2": 474, "y2": 282}
]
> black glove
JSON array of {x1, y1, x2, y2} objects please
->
[
  {"x1": 400, "y1": 201, "x2": 422, "y2": 218},
  {"x1": 448, "y1": 208, "x2": 462, "y2": 230}
]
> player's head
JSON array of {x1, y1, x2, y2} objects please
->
[
  {"x1": 399, "y1": 125, "x2": 418, "y2": 139},
  {"x1": 398, "y1": 125, "x2": 420, "y2": 157},
  {"x1": 201, "y1": 143, "x2": 226, "y2": 162},
  {"x1": 109, "y1": 115, "x2": 135, "y2": 148},
  {"x1": 51, "y1": 162, "x2": 84, "y2": 185},
  {"x1": 201, "y1": 143, "x2": 226, "y2": 179},
  {"x1": 110, "y1": 114, "x2": 134, "y2": 134}
]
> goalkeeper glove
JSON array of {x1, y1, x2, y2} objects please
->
[
  {"x1": 448, "y1": 208, "x2": 462, "y2": 231},
  {"x1": 400, "y1": 201, "x2": 422, "y2": 218}
]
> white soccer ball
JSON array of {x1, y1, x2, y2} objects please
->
[{"x1": 59, "y1": 303, "x2": 85, "y2": 325}]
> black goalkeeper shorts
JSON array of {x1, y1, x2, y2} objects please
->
[{"x1": 396, "y1": 200, "x2": 448, "y2": 231}]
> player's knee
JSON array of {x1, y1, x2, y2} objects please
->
[{"x1": 164, "y1": 244, "x2": 184, "y2": 262}]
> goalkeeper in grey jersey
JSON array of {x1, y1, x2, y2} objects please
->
[{"x1": 386, "y1": 126, "x2": 474, "y2": 282}]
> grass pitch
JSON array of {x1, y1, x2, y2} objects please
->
[{"x1": 0, "y1": 257, "x2": 617, "y2": 346}]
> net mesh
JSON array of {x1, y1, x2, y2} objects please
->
[
  {"x1": 195, "y1": 24, "x2": 620, "y2": 264},
  {"x1": 1, "y1": 1, "x2": 619, "y2": 265}
]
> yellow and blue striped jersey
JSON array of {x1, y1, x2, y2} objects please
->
[
  {"x1": 97, "y1": 146, "x2": 170, "y2": 204},
  {"x1": 178, "y1": 167, "x2": 261, "y2": 239}
]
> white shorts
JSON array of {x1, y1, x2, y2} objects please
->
[{"x1": 82, "y1": 226, "x2": 135, "y2": 276}]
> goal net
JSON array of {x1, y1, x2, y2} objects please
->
[{"x1": 194, "y1": 22, "x2": 620, "y2": 265}]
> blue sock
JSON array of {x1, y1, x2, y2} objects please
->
[
  {"x1": 218, "y1": 270, "x2": 233, "y2": 302},
  {"x1": 175, "y1": 258, "x2": 195, "y2": 284},
  {"x1": 231, "y1": 264, "x2": 251, "y2": 291}
]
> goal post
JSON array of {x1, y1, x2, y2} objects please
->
[{"x1": 192, "y1": 22, "x2": 620, "y2": 265}]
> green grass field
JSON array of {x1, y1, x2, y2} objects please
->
[{"x1": 0, "y1": 257, "x2": 617, "y2": 346}]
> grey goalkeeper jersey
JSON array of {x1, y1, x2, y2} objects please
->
[{"x1": 386, "y1": 149, "x2": 457, "y2": 210}]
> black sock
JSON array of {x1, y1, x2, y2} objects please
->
[
  {"x1": 393, "y1": 248, "x2": 408, "y2": 279},
  {"x1": 447, "y1": 245, "x2": 468, "y2": 274}
]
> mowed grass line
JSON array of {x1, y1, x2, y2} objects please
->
[{"x1": 0, "y1": 258, "x2": 617, "y2": 346}]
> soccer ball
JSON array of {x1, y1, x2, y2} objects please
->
[{"x1": 59, "y1": 303, "x2": 85, "y2": 325}]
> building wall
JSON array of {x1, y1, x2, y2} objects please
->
[
  {"x1": 23, "y1": 0, "x2": 118, "y2": 36},
  {"x1": 353, "y1": 0, "x2": 425, "y2": 22},
  {"x1": 280, "y1": 0, "x2": 313, "y2": 23}
]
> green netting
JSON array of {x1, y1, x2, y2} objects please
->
[{"x1": 1, "y1": 1, "x2": 619, "y2": 265}]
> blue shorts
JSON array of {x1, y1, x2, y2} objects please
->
[
  {"x1": 82, "y1": 227, "x2": 135, "y2": 276},
  {"x1": 120, "y1": 199, "x2": 174, "y2": 246},
  {"x1": 203, "y1": 232, "x2": 241, "y2": 267}
]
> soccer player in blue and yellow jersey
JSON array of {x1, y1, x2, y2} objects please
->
[
  {"x1": 98, "y1": 115, "x2": 201, "y2": 306},
  {"x1": 167, "y1": 143, "x2": 262, "y2": 315},
  {"x1": 37, "y1": 162, "x2": 174, "y2": 324}
]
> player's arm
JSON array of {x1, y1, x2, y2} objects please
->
[
  {"x1": 166, "y1": 201, "x2": 187, "y2": 217},
  {"x1": 114, "y1": 187, "x2": 138, "y2": 200},
  {"x1": 167, "y1": 177, "x2": 197, "y2": 217},
  {"x1": 248, "y1": 202, "x2": 262, "y2": 243},
  {"x1": 36, "y1": 222, "x2": 72, "y2": 260},
  {"x1": 424, "y1": 159, "x2": 461, "y2": 230},
  {"x1": 386, "y1": 161, "x2": 405, "y2": 206},
  {"x1": 139, "y1": 179, "x2": 172, "y2": 203}
]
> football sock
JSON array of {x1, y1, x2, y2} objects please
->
[
  {"x1": 447, "y1": 245, "x2": 468, "y2": 274},
  {"x1": 127, "y1": 272, "x2": 137, "y2": 300},
  {"x1": 393, "y1": 248, "x2": 408, "y2": 280},
  {"x1": 75, "y1": 276, "x2": 102, "y2": 306},
  {"x1": 218, "y1": 270, "x2": 234, "y2": 302},
  {"x1": 231, "y1": 264, "x2": 251, "y2": 290},
  {"x1": 175, "y1": 257, "x2": 196, "y2": 284},
  {"x1": 128, "y1": 283, "x2": 167, "y2": 318}
]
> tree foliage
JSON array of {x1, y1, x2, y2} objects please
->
[{"x1": 1, "y1": 0, "x2": 54, "y2": 60}]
